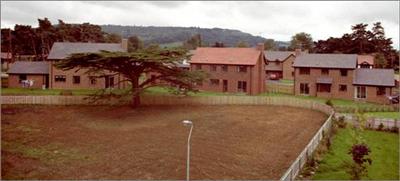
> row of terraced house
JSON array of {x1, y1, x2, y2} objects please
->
[{"x1": 3, "y1": 40, "x2": 396, "y2": 104}]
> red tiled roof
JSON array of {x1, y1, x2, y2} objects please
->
[
  {"x1": 189, "y1": 47, "x2": 261, "y2": 65},
  {"x1": 357, "y1": 55, "x2": 374, "y2": 65}
]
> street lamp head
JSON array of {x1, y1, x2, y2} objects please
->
[{"x1": 182, "y1": 120, "x2": 193, "y2": 126}]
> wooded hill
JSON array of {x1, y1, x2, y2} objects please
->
[{"x1": 100, "y1": 25, "x2": 289, "y2": 47}]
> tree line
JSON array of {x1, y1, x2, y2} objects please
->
[{"x1": 1, "y1": 18, "x2": 123, "y2": 60}]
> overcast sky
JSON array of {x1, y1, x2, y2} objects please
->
[{"x1": 1, "y1": 1, "x2": 399, "y2": 49}]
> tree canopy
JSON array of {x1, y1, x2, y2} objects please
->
[
  {"x1": 289, "y1": 32, "x2": 314, "y2": 51},
  {"x1": 313, "y1": 22, "x2": 398, "y2": 69},
  {"x1": 55, "y1": 46, "x2": 206, "y2": 107},
  {"x1": 1, "y1": 18, "x2": 119, "y2": 60},
  {"x1": 264, "y1": 39, "x2": 277, "y2": 50},
  {"x1": 236, "y1": 41, "x2": 249, "y2": 47}
]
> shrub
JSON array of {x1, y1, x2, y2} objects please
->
[
  {"x1": 325, "y1": 99, "x2": 333, "y2": 107},
  {"x1": 390, "y1": 126, "x2": 399, "y2": 133},
  {"x1": 377, "y1": 123, "x2": 384, "y2": 131},
  {"x1": 336, "y1": 116, "x2": 347, "y2": 128},
  {"x1": 343, "y1": 144, "x2": 372, "y2": 180}
]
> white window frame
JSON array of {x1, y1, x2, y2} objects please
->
[{"x1": 355, "y1": 86, "x2": 366, "y2": 99}]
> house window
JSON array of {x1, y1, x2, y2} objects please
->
[
  {"x1": 222, "y1": 65, "x2": 228, "y2": 72},
  {"x1": 356, "y1": 86, "x2": 366, "y2": 99},
  {"x1": 19, "y1": 74, "x2": 27, "y2": 83},
  {"x1": 377, "y1": 87, "x2": 386, "y2": 96},
  {"x1": 237, "y1": 66, "x2": 247, "y2": 73},
  {"x1": 210, "y1": 65, "x2": 217, "y2": 72},
  {"x1": 321, "y1": 69, "x2": 329, "y2": 75},
  {"x1": 339, "y1": 84, "x2": 347, "y2": 92},
  {"x1": 89, "y1": 76, "x2": 97, "y2": 85},
  {"x1": 291, "y1": 71, "x2": 294, "y2": 77},
  {"x1": 317, "y1": 84, "x2": 331, "y2": 93},
  {"x1": 55, "y1": 75, "x2": 66, "y2": 82},
  {"x1": 195, "y1": 64, "x2": 202, "y2": 70},
  {"x1": 238, "y1": 81, "x2": 247, "y2": 92},
  {"x1": 340, "y1": 69, "x2": 348, "y2": 76},
  {"x1": 300, "y1": 83, "x2": 309, "y2": 95},
  {"x1": 73, "y1": 76, "x2": 80, "y2": 84},
  {"x1": 210, "y1": 79, "x2": 219, "y2": 86},
  {"x1": 275, "y1": 62, "x2": 279, "y2": 65},
  {"x1": 299, "y1": 68, "x2": 310, "y2": 75},
  {"x1": 195, "y1": 80, "x2": 203, "y2": 86}
]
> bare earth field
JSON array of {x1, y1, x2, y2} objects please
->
[{"x1": 1, "y1": 105, "x2": 327, "y2": 180}]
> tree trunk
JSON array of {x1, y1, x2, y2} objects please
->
[{"x1": 131, "y1": 77, "x2": 141, "y2": 108}]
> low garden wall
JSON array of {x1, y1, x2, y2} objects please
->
[
  {"x1": 2, "y1": 95, "x2": 334, "y2": 180},
  {"x1": 335, "y1": 113, "x2": 400, "y2": 129}
]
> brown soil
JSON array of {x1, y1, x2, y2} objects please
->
[{"x1": 1, "y1": 105, "x2": 327, "y2": 180}]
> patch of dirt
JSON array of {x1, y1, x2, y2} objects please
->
[{"x1": 1, "y1": 105, "x2": 327, "y2": 179}]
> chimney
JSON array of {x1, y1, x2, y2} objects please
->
[
  {"x1": 256, "y1": 43, "x2": 264, "y2": 51},
  {"x1": 295, "y1": 48, "x2": 302, "y2": 56},
  {"x1": 121, "y1": 39, "x2": 128, "y2": 51}
]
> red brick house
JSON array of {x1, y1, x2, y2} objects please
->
[
  {"x1": 293, "y1": 53, "x2": 395, "y2": 103},
  {"x1": 265, "y1": 49, "x2": 306, "y2": 80},
  {"x1": 47, "y1": 40, "x2": 128, "y2": 89},
  {"x1": 189, "y1": 44, "x2": 265, "y2": 95},
  {"x1": 7, "y1": 61, "x2": 49, "y2": 89}
]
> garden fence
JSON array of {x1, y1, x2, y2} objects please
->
[
  {"x1": 265, "y1": 83, "x2": 294, "y2": 94},
  {"x1": 280, "y1": 112, "x2": 334, "y2": 181}
]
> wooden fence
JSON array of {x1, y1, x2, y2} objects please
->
[
  {"x1": 280, "y1": 113, "x2": 334, "y2": 181},
  {"x1": 266, "y1": 83, "x2": 294, "y2": 94},
  {"x1": 335, "y1": 113, "x2": 400, "y2": 129},
  {"x1": 1, "y1": 95, "x2": 332, "y2": 113}
]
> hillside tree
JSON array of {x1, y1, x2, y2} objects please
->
[
  {"x1": 127, "y1": 36, "x2": 143, "y2": 52},
  {"x1": 264, "y1": 39, "x2": 276, "y2": 50},
  {"x1": 236, "y1": 41, "x2": 249, "y2": 47}
]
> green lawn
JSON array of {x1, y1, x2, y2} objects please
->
[
  {"x1": 313, "y1": 128, "x2": 399, "y2": 180},
  {"x1": 279, "y1": 79, "x2": 294, "y2": 84},
  {"x1": 1, "y1": 88, "x2": 98, "y2": 95},
  {"x1": 365, "y1": 112, "x2": 399, "y2": 119}
]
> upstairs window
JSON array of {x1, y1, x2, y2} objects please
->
[
  {"x1": 195, "y1": 64, "x2": 202, "y2": 70},
  {"x1": 340, "y1": 69, "x2": 348, "y2": 76},
  {"x1": 299, "y1": 68, "x2": 310, "y2": 75},
  {"x1": 210, "y1": 65, "x2": 217, "y2": 72},
  {"x1": 237, "y1": 66, "x2": 247, "y2": 73},
  {"x1": 55, "y1": 75, "x2": 66, "y2": 82},
  {"x1": 222, "y1": 65, "x2": 228, "y2": 72},
  {"x1": 321, "y1": 69, "x2": 329, "y2": 75},
  {"x1": 73, "y1": 76, "x2": 80, "y2": 84},
  {"x1": 210, "y1": 79, "x2": 219, "y2": 86},
  {"x1": 377, "y1": 87, "x2": 386, "y2": 96}
]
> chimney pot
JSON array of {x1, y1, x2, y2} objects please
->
[{"x1": 295, "y1": 48, "x2": 302, "y2": 56}]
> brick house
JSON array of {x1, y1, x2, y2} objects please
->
[
  {"x1": 189, "y1": 44, "x2": 265, "y2": 95},
  {"x1": 357, "y1": 55, "x2": 374, "y2": 69},
  {"x1": 7, "y1": 61, "x2": 49, "y2": 89},
  {"x1": 293, "y1": 53, "x2": 395, "y2": 103},
  {"x1": 47, "y1": 40, "x2": 128, "y2": 89},
  {"x1": 265, "y1": 49, "x2": 305, "y2": 80}
]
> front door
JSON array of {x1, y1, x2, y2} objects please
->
[
  {"x1": 105, "y1": 76, "x2": 114, "y2": 88},
  {"x1": 223, "y1": 80, "x2": 228, "y2": 92}
]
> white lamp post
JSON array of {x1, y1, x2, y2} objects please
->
[{"x1": 182, "y1": 120, "x2": 193, "y2": 181}]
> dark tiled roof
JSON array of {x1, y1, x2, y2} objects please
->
[
  {"x1": 265, "y1": 51, "x2": 294, "y2": 61},
  {"x1": 354, "y1": 69, "x2": 395, "y2": 86},
  {"x1": 48, "y1": 42, "x2": 125, "y2": 59},
  {"x1": 265, "y1": 63, "x2": 282, "y2": 71},
  {"x1": 317, "y1": 77, "x2": 333, "y2": 84},
  {"x1": 8, "y1": 61, "x2": 49, "y2": 74},
  {"x1": 293, "y1": 54, "x2": 357, "y2": 69}
]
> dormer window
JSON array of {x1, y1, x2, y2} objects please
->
[{"x1": 237, "y1": 66, "x2": 247, "y2": 73}]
